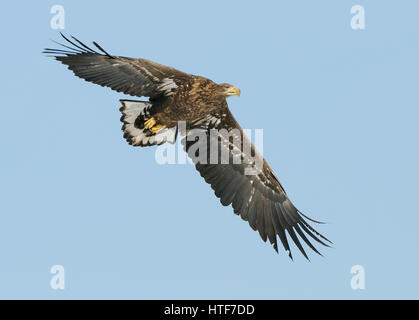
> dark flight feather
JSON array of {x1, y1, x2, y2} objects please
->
[
  {"x1": 43, "y1": 33, "x2": 191, "y2": 99},
  {"x1": 182, "y1": 108, "x2": 332, "y2": 259}
]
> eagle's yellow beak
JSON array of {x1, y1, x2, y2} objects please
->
[{"x1": 225, "y1": 86, "x2": 241, "y2": 97}]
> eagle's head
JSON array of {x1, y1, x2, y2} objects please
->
[{"x1": 218, "y1": 83, "x2": 241, "y2": 98}]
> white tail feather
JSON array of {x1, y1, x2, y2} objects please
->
[{"x1": 119, "y1": 100, "x2": 177, "y2": 147}]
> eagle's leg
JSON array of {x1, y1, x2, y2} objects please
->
[
  {"x1": 150, "y1": 124, "x2": 166, "y2": 133},
  {"x1": 144, "y1": 117, "x2": 166, "y2": 133},
  {"x1": 144, "y1": 117, "x2": 156, "y2": 129}
]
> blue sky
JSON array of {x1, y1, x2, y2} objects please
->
[{"x1": 0, "y1": 1, "x2": 418, "y2": 299}]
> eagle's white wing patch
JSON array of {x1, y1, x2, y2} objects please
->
[{"x1": 157, "y1": 78, "x2": 178, "y2": 96}]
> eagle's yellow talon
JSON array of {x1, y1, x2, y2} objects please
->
[
  {"x1": 144, "y1": 117, "x2": 156, "y2": 129},
  {"x1": 150, "y1": 124, "x2": 166, "y2": 133},
  {"x1": 144, "y1": 117, "x2": 166, "y2": 133}
]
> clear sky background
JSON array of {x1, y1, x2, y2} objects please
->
[{"x1": 0, "y1": 1, "x2": 418, "y2": 299}]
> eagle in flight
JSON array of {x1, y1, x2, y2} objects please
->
[{"x1": 44, "y1": 34, "x2": 331, "y2": 260}]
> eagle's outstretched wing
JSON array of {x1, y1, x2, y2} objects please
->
[
  {"x1": 43, "y1": 34, "x2": 191, "y2": 99},
  {"x1": 183, "y1": 108, "x2": 332, "y2": 260}
]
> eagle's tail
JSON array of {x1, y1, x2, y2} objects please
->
[{"x1": 119, "y1": 100, "x2": 177, "y2": 147}]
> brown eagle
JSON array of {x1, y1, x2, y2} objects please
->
[{"x1": 44, "y1": 34, "x2": 331, "y2": 260}]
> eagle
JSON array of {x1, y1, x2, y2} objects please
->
[{"x1": 44, "y1": 34, "x2": 331, "y2": 260}]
